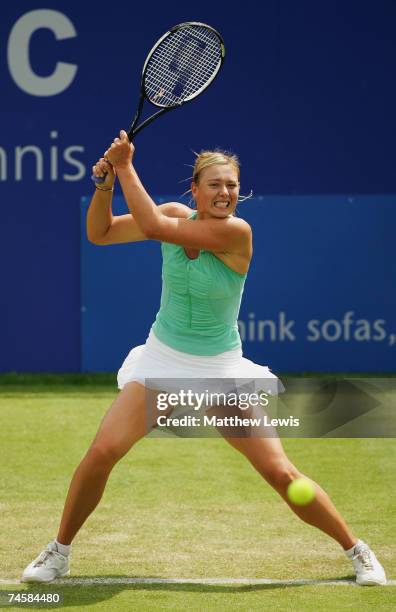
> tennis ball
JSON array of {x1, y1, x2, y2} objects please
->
[{"x1": 287, "y1": 477, "x2": 315, "y2": 505}]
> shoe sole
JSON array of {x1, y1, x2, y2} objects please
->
[
  {"x1": 357, "y1": 578, "x2": 387, "y2": 586},
  {"x1": 21, "y1": 569, "x2": 70, "y2": 583}
]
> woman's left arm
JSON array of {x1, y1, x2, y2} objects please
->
[{"x1": 104, "y1": 131, "x2": 159, "y2": 234}]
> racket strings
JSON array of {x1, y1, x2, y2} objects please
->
[
  {"x1": 147, "y1": 53, "x2": 219, "y2": 101},
  {"x1": 145, "y1": 26, "x2": 222, "y2": 107},
  {"x1": 146, "y1": 34, "x2": 219, "y2": 102},
  {"x1": 146, "y1": 52, "x2": 220, "y2": 104}
]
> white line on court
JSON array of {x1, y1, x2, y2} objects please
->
[{"x1": 1, "y1": 578, "x2": 395, "y2": 586}]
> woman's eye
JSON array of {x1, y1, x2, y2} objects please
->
[{"x1": 209, "y1": 184, "x2": 237, "y2": 188}]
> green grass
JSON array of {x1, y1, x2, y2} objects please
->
[{"x1": 0, "y1": 380, "x2": 395, "y2": 611}]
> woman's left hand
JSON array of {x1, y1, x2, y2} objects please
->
[{"x1": 104, "y1": 130, "x2": 135, "y2": 170}]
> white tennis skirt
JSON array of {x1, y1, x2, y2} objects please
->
[{"x1": 117, "y1": 330, "x2": 283, "y2": 396}]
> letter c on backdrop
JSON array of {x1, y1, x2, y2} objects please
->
[{"x1": 7, "y1": 9, "x2": 78, "y2": 97}]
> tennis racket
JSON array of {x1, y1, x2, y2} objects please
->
[{"x1": 93, "y1": 21, "x2": 225, "y2": 184}]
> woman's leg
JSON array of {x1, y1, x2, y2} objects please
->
[
  {"x1": 224, "y1": 434, "x2": 357, "y2": 550},
  {"x1": 57, "y1": 382, "x2": 149, "y2": 545}
]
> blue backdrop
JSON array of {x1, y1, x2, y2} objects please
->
[{"x1": 1, "y1": 1, "x2": 395, "y2": 373}]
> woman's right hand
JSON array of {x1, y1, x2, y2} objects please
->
[{"x1": 92, "y1": 157, "x2": 116, "y2": 189}]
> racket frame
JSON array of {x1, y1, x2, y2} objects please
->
[{"x1": 127, "y1": 21, "x2": 225, "y2": 140}]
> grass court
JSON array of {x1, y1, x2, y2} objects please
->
[{"x1": 0, "y1": 375, "x2": 394, "y2": 610}]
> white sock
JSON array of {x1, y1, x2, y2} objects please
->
[
  {"x1": 345, "y1": 539, "x2": 364, "y2": 558},
  {"x1": 55, "y1": 540, "x2": 71, "y2": 556}
]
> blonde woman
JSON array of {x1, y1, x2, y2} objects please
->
[{"x1": 22, "y1": 131, "x2": 386, "y2": 586}]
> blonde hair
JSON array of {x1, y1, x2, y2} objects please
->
[{"x1": 192, "y1": 149, "x2": 240, "y2": 184}]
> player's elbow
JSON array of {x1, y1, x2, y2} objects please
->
[
  {"x1": 144, "y1": 226, "x2": 160, "y2": 240},
  {"x1": 87, "y1": 230, "x2": 107, "y2": 245},
  {"x1": 140, "y1": 216, "x2": 162, "y2": 240},
  {"x1": 86, "y1": 220, "x2": 111, "y2": 244},
  {"x1": 88, "y1": 236, "x2": 104, "y2": 245}
]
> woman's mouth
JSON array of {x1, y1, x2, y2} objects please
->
[{"x1": 213, "y1": 201, "x2": 230, "y2": 209}]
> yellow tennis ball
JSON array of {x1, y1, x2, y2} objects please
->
[{"x1": 287, "y1": 478, "x2": 315, "y2": 505}]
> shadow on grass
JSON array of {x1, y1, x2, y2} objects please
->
[{"x1": 1, "y1": 575, "x2": 358, "y2": 608}]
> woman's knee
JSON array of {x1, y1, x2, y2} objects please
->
[
  {"x1": 260, "y1": 459, "x2": 301, "y2": 490},
  {"x1": 84, "y1": 442, "x2": 124, "y2": 468}
]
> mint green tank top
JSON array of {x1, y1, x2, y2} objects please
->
[{"x1": 151, "y1": 211, "x2": 247, "y2": 356}]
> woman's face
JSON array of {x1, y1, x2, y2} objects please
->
[{"x1": 191, "y1": 164, "x2": 240, "y2": 219}]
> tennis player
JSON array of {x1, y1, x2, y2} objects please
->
[{"x1": 22, "y1": 130, "x2": 386, "y2": 586}]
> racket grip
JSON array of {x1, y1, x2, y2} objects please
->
[
  {"x1": 91, "y1": 159, "x2": 112, "y2": 184},
  {"x1": 91, "y1": 173, "x2": 106, "y2": 184}
]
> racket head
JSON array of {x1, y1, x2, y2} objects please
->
[{"x1": 141, "y1": 22, "x2": 225, "y2": 109}]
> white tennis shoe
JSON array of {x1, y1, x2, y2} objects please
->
[
  {"x1": 21, "y1": 541, "x2": 70, "y2": 583},
  {"x1": 350, "y1": 541, "x2": 387, "y2": 586}
]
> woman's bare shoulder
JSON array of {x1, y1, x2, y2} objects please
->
[{"x1": 159, "y1": 202, "x2": 194, "y2": 218}]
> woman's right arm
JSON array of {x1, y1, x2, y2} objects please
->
[
  {"x1": 87, "y1": 191, "x2": 149, "y2": 245},
  {"x1": 87, "y1": 156, "x2": 191, "y2": 245},
  {"x1": 87, "y1": 156, "x2": 146, "y2": 245}
]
